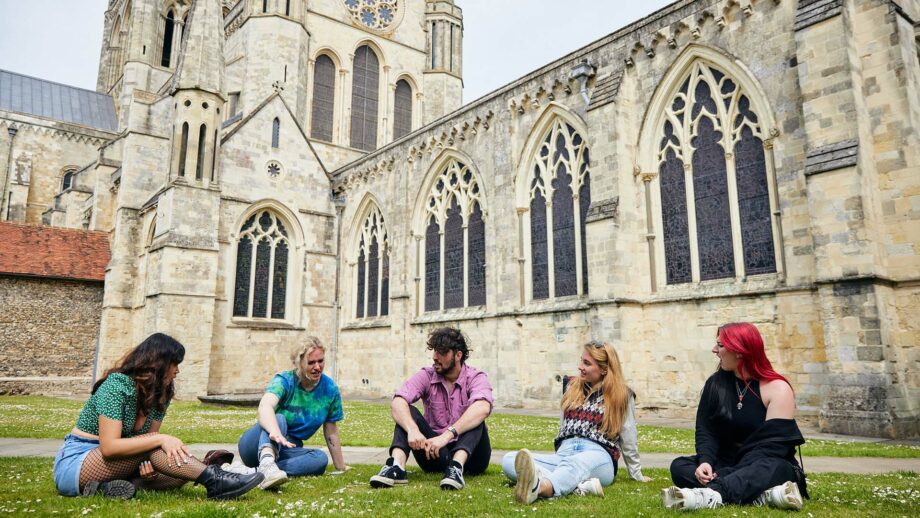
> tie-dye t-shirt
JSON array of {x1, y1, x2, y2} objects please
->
[{"x1": 265, "y1": 371, "x2": 344, "y2": 441}]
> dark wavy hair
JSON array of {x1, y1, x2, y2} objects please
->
[
  {"x1": 426, "y1": 327, "x2": 470, "y2": 364},
  {"x1": 92, "y1": 333, "x2": 186, "y2": 415}
]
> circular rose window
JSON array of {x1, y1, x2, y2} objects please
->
[{"x1": 344, "y1": 0, "x2": 399, "y2": 32}]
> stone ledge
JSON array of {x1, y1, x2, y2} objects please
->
[
  {"x1": 586, "y1": 197, "x2": 619, "y2": 223},
  {"x1": 804, "y1": 138, "x2": 858, "y2": 176}
]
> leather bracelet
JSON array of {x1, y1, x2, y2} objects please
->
[{"x1": 447, "y1": 425, "x2": 459, "y2": 439}]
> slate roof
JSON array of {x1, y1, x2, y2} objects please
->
[
  {"x1": 0, "y1": 222, "x2": 110, "y2": 282},
  {"x1": 0, "y1": 69, "x2": 118, "y2": 132}
]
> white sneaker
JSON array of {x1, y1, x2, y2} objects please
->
[
  {"x1": 573, "y1": 478, "x2": 605, "y2": 497},
  {"x1": 257, "y1": 462, "x2": 289, "y2": 490},
  {"x1": 220, "y1": 462, "x2": 256, "y2": 475},
  {"x1": 753, "y1": 481, "x2": 803, "y2": 510},
  {"x1": 514, "y1": 449, "x2": 542, "y2": 504},
  {"x1": 661, "y1": 486, "x2": 723, "y2": 510}
]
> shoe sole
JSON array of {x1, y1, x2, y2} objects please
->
[
  {"x1": 587, "y1": 479, "x2": 604, "y2": 498},
  {"x1": 259, "y1": 473, "x2": 289, "y2": 490},
  {"x1": 780, "y1": 481, "x2": 804, "y2": 510},
  {"x1": 440, "y1": 478, "x2": 464, "y2": 490},
  {"x1": 514, "y1": 449, "x2": 537, "y2": 504},
  {"x1": 370, "y1": 475, "x2": 407, "y2": 488},
  {"x1": 210, "y1": 473, "x2": 265, "y2": 500},
  {"x1": 82, "y1": 480, "x2": 136, "y2": 500},
  {"x1": 661, "y1": 487, "x2": 685, "y2": 510}
]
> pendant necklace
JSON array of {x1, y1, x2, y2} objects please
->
[{"x1": 735, "y1": 380, "x2": 749, "y2": 410}]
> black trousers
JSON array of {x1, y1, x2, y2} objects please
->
[
  {"x1": 670, "y1": 454, "x2": 798, "y2": 504},
  {"x1": 389, "y1": 405, "x2": 491, "y2": 476}
]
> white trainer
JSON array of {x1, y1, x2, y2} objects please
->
[
  {"x1": 220, "y1": 462, "x2": 256, "y2": 475},
  {"x1": 753, "y1": 481, "x2": 803, "y2": 510},
  {"x1": 661, "y1": 486, "x2": 723, "y2": 510},
  {"x1": 257, "y1": 462, "x2": 289, "y2": 490},
  {"x1": 573, "y1": 477, "x2": 605, "y2": 497},
  {"x1": 514, "y1": 449, "x2": 542, "y2": 505}
]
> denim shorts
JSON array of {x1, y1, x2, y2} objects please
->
[{"x1": 53, "y1": 434, "x2": 99, "y2": 496}]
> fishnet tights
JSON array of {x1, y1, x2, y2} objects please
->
[{"x1": 79, "y1": 444, "x2": 206, "y2": 491}]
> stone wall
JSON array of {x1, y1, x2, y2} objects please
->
[{"x1": 0, "y1": 276, "x2": 102, "y2": 396}]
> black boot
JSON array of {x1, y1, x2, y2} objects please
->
[{"x1": 195, "y1": 464, "x2": 264, "y2": 500}]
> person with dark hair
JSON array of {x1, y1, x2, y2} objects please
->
[
  {"x1": 52, "y1": 333, "x2": 264, "y2": 500},
  {"x1": 369, "y1": 327, "x2": 493, "y2": 491},
  {"x1": 502, "y1": 341, "x2": 650, "y2": 504},
  {"x1": 663, "y1": 322, "x2": 808, "y2": 511},
  {"x1": 225, "y1": 336, "x2": 349, "y2": 489}
]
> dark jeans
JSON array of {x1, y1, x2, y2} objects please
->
[
  {"x1": 670, "y1": 454, "x2": 798, "y2": 504},
  {"x1": 390, "y1": 405, "x2": 491, "y2": 476}
]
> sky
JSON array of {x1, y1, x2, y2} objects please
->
[{"x1": 0, "y1": 0, "x2": 674, "y2": 104}]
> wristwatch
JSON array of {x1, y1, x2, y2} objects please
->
[{"x1": 447, "y1": 426, "x2": 459, "y2": 439}]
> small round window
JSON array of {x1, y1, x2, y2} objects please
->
[
  {"x1": 266, "y1": 160, "x2": 284, "y2": 179},
  {"x1": 344, "y1": 0, "x2": 399, "y2": 32}
]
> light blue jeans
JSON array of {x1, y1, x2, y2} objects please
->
[
  {"x1": 502, "y1": 437, "x2": 615, "y2": 497},
  {"x1": 238, "y1": 414, "x2": 328, "y2": 476}
]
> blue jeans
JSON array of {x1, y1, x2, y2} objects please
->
[
  {"x1": 502, "y1": 437, "x2": 615, "y2": 496},
  {"x1": 238, "y1": 414, "x2": 328, "y2": 476}
]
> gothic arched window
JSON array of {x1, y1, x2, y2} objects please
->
[
  {"x1": 310, "y1": 54, "x2": 336, "y2": 142},
  {"x1": 61, "y1": 169, "x2": 76, "y2": 191},
  {"x1": 178, "y1": 122, "x2": 189, "y2": 177},
  {"x1": 350, "y1": 45, "x2": 379, "y2": 151},
  {"x1": 393, "y1": 79, "x2": 412, "y2": 139},
  {"x1": 421, "y1": 159, "x2": 486, "y2": 312},
  {"x1": 196, "y1": 124, "x2": 207, "y2": 180},
  {"x1": 271, "y1": 118, "x2": 280, "y2": 148},
  {"x1": 233, "y1": 210, "x2": 290, "y2": 319},
  {"x1": 355, "y1": 207, "x2": 389, "y2": 318},
  {"x1": 161, "y1": 10, "x2": 175, "y2": 67},
  {"x1": 528, "y1": 120, "x2": 591, "y2": 299},
  {"x1": 656, "y1": 62, "x2": 776, "y2": 284}
]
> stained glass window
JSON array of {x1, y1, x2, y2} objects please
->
[
  {"x1": 443, "y1": 198, "x2": 464, "y2": 309},
  {"x1": 657, "y1": 62, "x2": 776, "y2": 284},
  {"x1": 233, "y1": 211, "x2": 290, "y2": 319},
  {"x1": 344, "y1": 0, "x2": 399, "y2": 31},
  {"x1": 528, "y1": 120, "x2": 591, "y2": 299},
  {"x1": 422, "y1": 159, "x2": 486, "y2": 312},
  {"x1": 355, "y1": 207, "x2": 389, "y2": 318},
  {"x1": 350, "y1": 46, "x2": 379, "y2": 151},
  {"x1": 311, "y1": 55, "x2": 336, "y2": 142},
  {"x1": 468, "y1": 203, "x2": 486, "y2": 306},
  {"x1": 394, "y1": 79, "x2": 413, "y2": 139}
]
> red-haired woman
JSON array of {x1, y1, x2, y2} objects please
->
[
  {"x1": 663, "y1": 323, "x2": 808, "y2": 511},
  {"x1": 53, "y1": 333, "x2": 263, "y2": 500}
]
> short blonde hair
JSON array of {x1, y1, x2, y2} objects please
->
[{"x1": 292, "y1": 336, "x2": 325, "y2": 382}]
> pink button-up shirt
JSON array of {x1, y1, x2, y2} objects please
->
[{"x1": 394, "y1": 364, "x2": 494, "y2": 433}]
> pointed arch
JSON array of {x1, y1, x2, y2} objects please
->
[
  {"x1": 412, "y1": 150, "x2": 488, "y2": 313},
  {"x1": 350, "y1": 44, "x2": 381, "y2": 151},
  {"x1": 347, "y1": 194, "x2": 391, "y2": 319},
  {"x1": 515, "y1": 103, "x2": 592, "y2": 302},
  {"x1": 637, "y1": 45, "x2": 782, "y2": 288},
  {"x1": 310, "y1": 51, "x2": 338, "y2": 142}
]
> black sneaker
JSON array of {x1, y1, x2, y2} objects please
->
[
  {"x1": 369, "y1": 457, "x2": 408, "y2": 488},
  {"x1": 440, "y1": 461, "x2": 465, "y2": 490},
  {"x1": 82, "y1": 479, "x2": 136, "y2": 500}
]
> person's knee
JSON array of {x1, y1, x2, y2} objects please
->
[{"x1": 501, "y1": 451, "x2": 518, "y2": 481}]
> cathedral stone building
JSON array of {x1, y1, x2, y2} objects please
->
[{"x1": 0, "y1": 0, "x2": 918, "y2": 438}]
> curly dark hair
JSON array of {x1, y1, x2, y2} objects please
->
[
  {"x1": 92, "y1": 333, "x2": 186, "y2": 415},
  {"x1": 426, "y1": 327, "x2": 470, "y2": 364}
]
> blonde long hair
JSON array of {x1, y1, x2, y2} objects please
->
[
  {"x1": 291, "y1": 336, "x2": 325, "y2": 385},
  {"x1": 561, "y1": 341, "x2": 630, "y2": 438}
]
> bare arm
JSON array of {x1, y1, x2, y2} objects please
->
[
  {"x1": 97, "y1": 417, "x2": 188, "y2": 466},
  {"x1": 391, "y1": 396, "x2": 426, "y2": 450},
  {"x1": 322, "y1": 421, "x2": 348, "y2": 471},
  {"x1": 259, "y1": 393, "x2": 296, "y2": 448},
  {"x1": 763, "y1": 380, "x2": 796, "y2": 420}
]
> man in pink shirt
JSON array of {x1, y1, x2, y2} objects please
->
[{"x1": 370, "y1": 327, "x2": 493, "y2": 491}]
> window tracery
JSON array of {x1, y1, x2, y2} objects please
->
[
  {"x1": 355, "y1": 207, "x2": 389, "y2": 318},
  {"x1": 344, "y1": 0, "x2": 399, "y2": 32},
  {"x1": 422, "y1": 159, "x2": 486, "y2": 312},
  {"x1": 233, "y1": 210, "x2": 290, "y2": 319}
]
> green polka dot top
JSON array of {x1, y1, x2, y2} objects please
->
[{"x1": 75, "y1": 373, "x2": 168, "y2": 437}]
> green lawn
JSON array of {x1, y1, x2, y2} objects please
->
[
  {"x1": 0, "y1": 458, "x2": 917, "y2": 517},
  {"x1": 1, "y1": 396, "x2": 918, "y2": 458}
]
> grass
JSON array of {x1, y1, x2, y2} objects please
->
[
  {"x1": 1, "y1": 458, "x2": 918, "y2": 517},
  {"x1": 1, "y1": 396, "x2": 918, "y2": 458}
]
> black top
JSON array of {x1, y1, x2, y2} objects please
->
[{"x1": 695, "y1": 370, "x2": 767, "y2": 466}]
